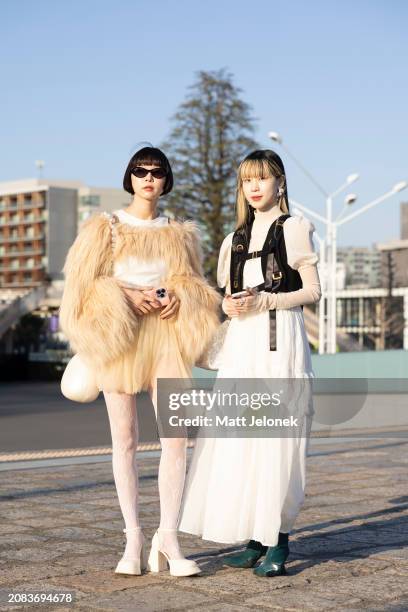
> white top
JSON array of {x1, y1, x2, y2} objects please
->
[
  {"x1": 114, "y1": 208, "x2": 169, "y2": 228},
  {"x1": 112, "y1": 209, "x2": 169, "y2": 288},
  {"x1": 217, "y1": 209, "x2": 319, "y2": 294}
]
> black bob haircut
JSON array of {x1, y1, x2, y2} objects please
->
[{"x1": 123, "y1": 146, "x2": 173, "y2": 196}]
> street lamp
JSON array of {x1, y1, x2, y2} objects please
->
[
  {"x1": 335, "y1": 194, "x2": 357, "y2": 224},
  {"x1": 293, "y1": 208, "x2": 327, "y2": 352},
  {"x1": 269, "y1": 131, "x2": 407, "y2": 353},
  {"x1": 268, "y1": 131, "x2": 329, "y2": 198},
  {"x1": 393, "y1": 181, "x2": 408, "y2": 193},
  {"x1": 35, "y1": 160, "x2": 45, "y2": 180}
]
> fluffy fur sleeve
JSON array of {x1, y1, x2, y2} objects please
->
[
  {"x1": 59, "y1": 214, "x2": 140, "y2": 367},
  {"x1": 167, "y1": 221, "x2": 222, "y2": 365}
]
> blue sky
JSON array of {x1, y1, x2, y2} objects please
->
[{"x1": 1, "y1": 0, "x2": 407, "y2": 247}]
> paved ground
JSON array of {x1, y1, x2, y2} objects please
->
[{"x1": 0, "y1": 436, "x2": 407, "y2": 611}]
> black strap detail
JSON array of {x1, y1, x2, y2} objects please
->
[
  {"x1": 230, "y1": 214, "x2": 291, "y2": 352},
  {"x1": 230, "y1": 230, "x2": 248, "y2": 292},
  {"x1": 245, "y1": 250, "x2": 262, "y2": 260},
  {"x1": 264, "y1": 217, "x2": 288, "y2": 351},
  {"x1": 269, "y1": 310, "x2": 277, "y2": 351}
]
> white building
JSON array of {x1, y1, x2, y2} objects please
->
[{"x1": 0, "y1": 178, "x2": 129, "y2": 294}]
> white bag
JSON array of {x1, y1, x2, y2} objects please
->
[
  {"x1": 196, "y1": 319, "x2": 230, "y2": 371},
  {"x1": 61, "y1": 354, "x2": 100, "y2": 403}
]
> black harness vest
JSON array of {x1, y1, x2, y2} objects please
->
[{"x1": 229, "y1": 214, "x2": 303, "y2": 351}]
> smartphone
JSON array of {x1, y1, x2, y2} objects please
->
[{"x1": 231, "y1": 290, "x2": 251, "y2": 299}]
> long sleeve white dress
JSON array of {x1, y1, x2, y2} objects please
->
[{"x1": 178, "y1": 208, "x2": 321, "y2": 547}]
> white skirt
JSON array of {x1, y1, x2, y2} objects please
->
[{"x1": 178, "y1": 303, "x2": 315, "y2": 547}]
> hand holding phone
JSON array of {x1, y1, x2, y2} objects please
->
[
  {"x1": 116, "y1": 281, "x2": 161, "y2": 314},
  {"x1": 143, "y1": 287, "x2": 171, "y2": 306},
  {"x1": 231, "y1": 286, "x2": 258, "y2": 299}
]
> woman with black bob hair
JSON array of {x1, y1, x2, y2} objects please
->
[
  {"x1": 60, "y1": 145, "x2": 221, "y2": 577},
  {"x1": 123, "y1": 146, "x2": 174, "y2": 196},
  {"x1": 179, "y1": 149, "x2": 321, "y2": 577}
]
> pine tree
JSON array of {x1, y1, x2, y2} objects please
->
[{"x1": 161, "y1": 68, "x2": 259, "y2": 281}]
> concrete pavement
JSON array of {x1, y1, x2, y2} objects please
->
[{"x1": 0, "y1": 435, "x2": 407, "y2": 611}]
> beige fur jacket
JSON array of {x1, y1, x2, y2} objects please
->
[{"x1": 59, "y1": 213, "x2": 222, "y2": 371}]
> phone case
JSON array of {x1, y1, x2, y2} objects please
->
[{"x1": 144, "y1": 287, "x2": 170, "y2": 306}]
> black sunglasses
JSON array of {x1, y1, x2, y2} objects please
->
[{"x1": 131, "y1": 166, "x2": 167, "y2": 179}]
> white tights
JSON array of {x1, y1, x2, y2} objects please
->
[{"x1": 104, "y1": 357, "x2": 188, "y2": 561}]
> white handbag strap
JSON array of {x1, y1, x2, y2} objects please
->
[{"x1": 101, "y1": 212, "x2": 119, "y2": 256}]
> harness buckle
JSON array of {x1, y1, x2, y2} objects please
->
[{"x1": 272, "y1": 272, "x2": 283, "y2": 280}]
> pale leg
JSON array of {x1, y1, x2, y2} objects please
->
[
  {"x1": 104, "y1": 390, "x2": 143, "y2": 560},
  {"x1": 148, "y1": 353, "x2": 189, "y2": 560}
]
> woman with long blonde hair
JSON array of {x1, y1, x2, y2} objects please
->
[{"x1": 179, "y1": 149, "x2": 321, "y2": 577}]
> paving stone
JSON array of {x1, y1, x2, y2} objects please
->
[
  {"x1": 39, "y1": 526, "x2": 108, "y2": 540},
  {"x1": 289, "y1": 534, "x2": 366, "y2": 559},
  {"x1": 52, "y1": 552, "x2": 120, "y2": 572},
  {"x1": 281, "y1": 556, "x2": 391, "y2": 582},
  {"x1": 0, "y1": 563, "x2": 71, "y2": 587},
  {"x1": 249, "y1": 588, "x2": 363, "y2": 610},
  {"x1": 16, "y1": 516, "x2": 73, "y2": 528},
  {"x1": 327, "y1": 569, "x2": 408, "y2": 603},
  {"x1": 48, "y1": 569, "x2": 159, "y2": 593},
  {"x1": 81, "y1": 584, "x2": 220, "y2": 611},
  {"x1": 0, "y1": 534, "x2": 49, "y2": 550},
  {"x1": 0, "y1": 547, "x2": 67, "y2": 563},
  {"x1": 202, "y1": 604, "x2": 255, "y2": 611},
  {"x1": 91, "y1": 521, "x2": 123, "y2": 532},
  {"x1": 0, "y1": 524, "x2": 32, "y2": 535}
]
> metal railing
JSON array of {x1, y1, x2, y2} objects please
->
[
  {"x1": 0, "y1": 215, "x2": 47, "y2": 226},
  {"x1": 0, "y1": 233, "x2": 45, "y2": 243},
  {"x1": 0, "y1": 285, "x2": 47, "y2": 337}
]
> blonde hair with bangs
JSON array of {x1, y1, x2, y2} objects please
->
[{"x1": 235, "y1": 151, "x2": 289, "y2": 229}]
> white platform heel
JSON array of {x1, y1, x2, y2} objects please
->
[
  {"x1": 147, "y1": 529, "x2": 201, "y2": 577},
  {"x1": 115, "y1": 527, "x2": 147, "y2": 575}
]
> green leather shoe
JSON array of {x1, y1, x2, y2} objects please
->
[
  {"x1": 223, "y1": 540, "x2": 267, "y2": 568},
  {"x1": 253, "y1": 532, "x2": 289, "y2": 577}
]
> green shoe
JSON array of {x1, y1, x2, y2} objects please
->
[
  {"x1": 223, "y1": 540, "x2": 267, "y2": 568},
  {"x1": 253, "y1": 532, "x2": 289, "y2": 577}
]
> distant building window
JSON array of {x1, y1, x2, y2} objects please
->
[{"x1": 79, "y1": 195, "x2": 100, "y2": 208}]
